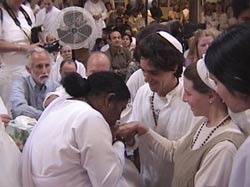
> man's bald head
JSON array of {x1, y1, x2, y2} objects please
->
[{"x1": 86, "y1": 52, "x2": 111, "y2": 76}]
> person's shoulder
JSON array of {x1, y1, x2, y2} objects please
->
[
  {"x1": 21, "y1": 4, "x2": 34, "y2": 16},
  {"x1": 46, "y1": 79, "x2": 60, "y2": 87},
  {"x1": 72, "y1": 101, "x2": 105, "y2": 120},
  {"x1": 35, "y1": 7, "x2": 45, "y2": 16},
  {"x1": 14, "y1": 75, "x2": 28, "y2": 83},
  {"x1": 122, "y1": 46, "x2": 130, "y2": 54},
  {"x1": 136, "y1": 83, "x2": 151, "y2": 97},
  {"x1": 52, "y1": 6, "x2": 61, "y2": 13},
  {"x1": 126, "y1": 68, "x2": 144, "y2": 85},
  {"x1": 237, "y1": 136, "x2": 250, "y2": 155}
]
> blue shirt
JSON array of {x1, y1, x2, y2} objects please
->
[{"x1": 10, "y1": 76, "x2": 59, "y2": 120}]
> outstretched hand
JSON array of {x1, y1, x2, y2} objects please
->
[{"x1": 116, "y1": 121, "x2": 149, "y2": 138}]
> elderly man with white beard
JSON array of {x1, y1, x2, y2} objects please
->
[{"x1": 10, "y1": 47, "x2": 59, "y2": 120}]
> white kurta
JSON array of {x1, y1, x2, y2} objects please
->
[
  {"x1": 84, "y1": 0, "x2": 107, "y2": 39},
  {"x1": 35, "y1": 6, "x2": 61, "y2": 36},
  {"x1": 129, "y1": 81, "x2": 198, "y2": 187},
  {"x1": 229, "y1": 109, "x2": 250, "y2": 135},
  {"x1": 0, "y1": 5, "x2": 34, "y2": 112},
  {"x1": 140, "y1": 120, "x2": 243, "y2": 187},
  {"x1": 229, "y1": 135, "x2": 250, "y2": 187},
  {"x1": 22, "y1": 97, "x2": 126, "y2": 187}
]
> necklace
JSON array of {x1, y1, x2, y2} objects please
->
[
  {"x1": 151, "y1": 92, "x2": 158, "y2": 126},
  {"x1": 191, "y1": 114, "x2": 230, "y2": 149}
]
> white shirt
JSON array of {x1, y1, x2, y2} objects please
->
[
  {"x1": 141, "y1": 120, "x2": 243, "y2": 187},
  {"x1": 50, "y1": 59, "x2": 86, "y2": 82},
  {"x1": 229, "y1": 135, "x2": 250, "y2": 187},
  {"x1": 42, "y1": 85, "x2": 67, "y2": 108},
  {"x1": 0, "y1": 5, "x2": 34, "y2": 68},
  {"x1": 120, "y1": 69, "x2": 145, "y2": 123},
  {"x1": 229, "y1": 109, "x2": 250, "y2": 135},
  {"x1": 0, "y1": 5, "x2": 34, "y2": 112},
  {"x1": 84, "y1": 0, "x2": 107, "y2": 39},
  {"x1": 22, "y1": 97, "x2": 127, "y2": 187},
  {"x1": 126, "y1": 69, "x2": 145, "y2": 102},
  {"x1": 35, "y1": 6, "x2": 61, "y2": 36},
  {"x1": 129, "y1": 81, "x2": 198, "y2": 187}
]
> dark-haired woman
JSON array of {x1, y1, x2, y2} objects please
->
[
  {"x1": 203, "y1": 23, "x2": 250, "y2": 187},
  {"x1": 22, "y1": 72, "x2": 130, "y2": 187},
  {"x1": 115, "y1": 62, "x2": 245, "y2": 187}
]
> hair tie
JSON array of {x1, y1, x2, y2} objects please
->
[
  {"x1": 157, "y1": 31, "x2": 183, "y2": 53},
  {"x1": 196, "y1": 57, "x2": 217, "y2": 90}
]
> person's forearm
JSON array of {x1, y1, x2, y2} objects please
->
[
  {"x1": 0, "y1": 40, "x2": 28, "y2": 52},
  {"x1": 136, "y1": 124, "x2": 149, "y2": 136},
  {"x1": 0, "y1": 40, "x2": 41, "y2": 52},
  {"x1": 12, "y1": 105, "x2": 42, "y2": 120}
]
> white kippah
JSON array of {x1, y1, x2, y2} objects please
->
[
  {"x1": 157, "y1": 31, "x2": 183, "y2": 53},
  {"x1": 196, "y1": 57, "x2": 217, "y2": 90}
]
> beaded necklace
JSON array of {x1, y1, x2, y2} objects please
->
[
  {"x1": 150, "y1": 92, "x2": 158, "y2": 126},
  {"x1": 191, "y1": 114, "x2": 230, "y2": 149}
]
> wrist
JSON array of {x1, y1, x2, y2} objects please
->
[
  {"x1": 16, "y1": 44, "x2": 23, "y2": 52},
  {"x1": 137, "y1": 123, "x2": 148, "y2": 136}
]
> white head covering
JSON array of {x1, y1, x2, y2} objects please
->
[
  {"x1": 196, "y1": 57, "x2": 217, "y2": 90},
  {"x1": 157, "y1": 31, "x2": 183, "y2": 53}
]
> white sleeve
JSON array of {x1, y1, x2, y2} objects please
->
[
  {"x1": 229, "y1": 138, "x2": 250, "y2": 187},
  {"x1": 126, "y1": 69, "x2": 144, "y2": 102},
  {"x1": 35, "y1": 9, "x2": 44, "y2": 26},
  {"x1": 100, "y1": 2, "x2": 107, "y2": 20},
  {"x1": 128, "y1": 85, "x2": 144, "y2": 122},
  {"x1": 75, "y1": 113, "x2": 125, "y2": 187},
  {"x1": 139, "y1": 129, "x2": 184, "y2": 162},
  {"x1": 195, "y1": 141, "x2": 237, "y2": 187},
  {"x1": 76, "y1": 61, "x2": 86, "y2": 78}
]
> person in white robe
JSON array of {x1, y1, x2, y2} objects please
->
[
  {"x1": 22, "y1": 71, "x2": 131, "y2": 187},
  {"x1": 121, "y1": 31, "x2": 199, "y2": 187},
  {"x1": 35, "y1": 0, "x2": 61, "y2": 36},
  {"x1": 0, "y1": 0, "x2": 38, "y2": 112},
  {"x1": 84, "y1": 0, "x2": 107, "y2": 39}
]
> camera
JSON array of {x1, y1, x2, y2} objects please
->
[
  {"x1": 31, "y1": 25, "x2": 61, "y2": 53},
  {"x1": 31, "y1": 25, "x2": 44, "y2": 43},
  {"x1": 43, "y1": 40, "x2": 61, "y2": 53}
]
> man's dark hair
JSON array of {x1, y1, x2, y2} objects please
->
[
  {"x1": 136, "y1": 32, "x2": 184, "y2": 78},
  {"x1": 232, "y1": 0, "x2": 250, "y2": 18}
]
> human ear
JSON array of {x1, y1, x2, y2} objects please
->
[
  {"x1": 104, "y1": 93, "x2": 116, "y2": 108},
  {"x1": 26, "y1": 66, "x2": 31, "y2": 74},
  {"x1": 209, "y1": 90, "x2": 218, "y2": 104}
]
